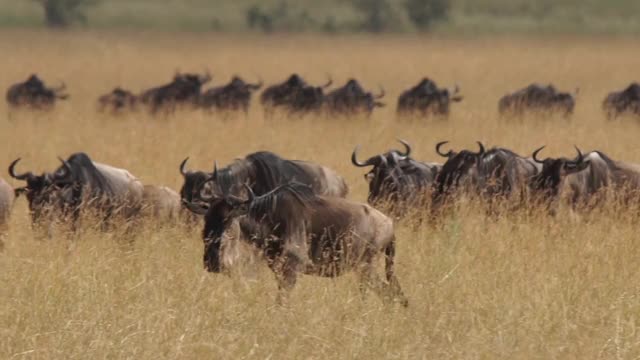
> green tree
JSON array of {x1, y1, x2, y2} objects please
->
[
  {"x1": 351, "y1": 0, "x2": 394, "y2": 33},
  {"x1": 33, "y1": 0, "x2": 99, "y2": 28},
  {"x1": 404, "y1": 0, "x2": 450, "y2": 31}
]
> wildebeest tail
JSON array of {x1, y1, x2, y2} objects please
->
[{"x1": 385, "y1": 235, "x2": 396, "y2": 282}]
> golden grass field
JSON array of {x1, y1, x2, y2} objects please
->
[{"x1": 2, "y1": 30, "x2": 640, "y2": 359}]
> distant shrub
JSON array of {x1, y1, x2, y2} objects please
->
[
  {"x1": 33, "y1": 0, "x2": 99, "y2": 28},
  {"x1": 404, "y1": 0, "x2": 450, "y2": 31},
  {"x1": 350, "y1": 0, "x2": 394, "y2": 33},
  {"x1": 246, "y1": 2, "x2": 318, "y2": 33}
]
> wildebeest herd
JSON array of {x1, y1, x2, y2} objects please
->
[
  {"x1": 3, "y1": 139, "x2": 640, "y2": 305},
  {"x1": 7, "y1": 73, "x2": 640, "y2": 119}
]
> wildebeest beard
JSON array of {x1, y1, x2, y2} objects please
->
[{"x1": 212, "y1": 151, "x2": 317, "y2": 197}]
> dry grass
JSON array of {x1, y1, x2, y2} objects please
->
[{"x1": 2, "y1": 30, "x2": 640, "y2": 359}]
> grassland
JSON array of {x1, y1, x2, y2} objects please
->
[{"x1": 2, "y1": 31, "x2": 640, "y2": 358}]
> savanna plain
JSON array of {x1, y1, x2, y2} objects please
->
[{"x1": 2, "y1": 31, "x2": 640, "y2": 359}]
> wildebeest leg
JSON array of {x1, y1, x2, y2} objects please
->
[
  {"x1": 274, "y1": 251, "x2": 300, "y2": 305},
  {"x1": 384, "y1": 237, "x2": 408, "y2": 306}
]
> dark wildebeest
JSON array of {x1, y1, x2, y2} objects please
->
[
  {"x1": 139, "y1": 71, "x2": 211, "y2": 114},
  {"x1": 498, "y1": 83, "x2": 577, "y2": 118},
  {"x1": 324, "y1": 79, "x2": 385, "y2": 116},
  {"x1": 9, "y1": 154, "x2": 144, "y2": 231},
  {"x1": 397, "y1": 78, "x2": 463, "y2": 117},
  {"x1": 603, "y1": 83, "x2": 640, "y2": 120},
  {"x1": 200, "y1": 76, "x2": 263, "y2": 114},
  {"x1": 528, "y1": 146, "x2": 640, "y2": 210},
  {"x1": 97, "y1": 87, "x2": 137, "y2": 113},
  {"x1": 351, "y1": 140, "x2": 441, "y2": 214},
  {"x1": 6, "y1": 74, "x2": 69, "y2": 110},
  {"x1": 199, "y1": 182, "x2": 408, "y2": 306},
  {"x1": 0, "y1": 177, "x2": 15, "y2": 235},
  {"x1": 432, "y1": 141, "x2": 540, "y2": 212},
  {"x1": 178, "y1": 152, "x2": 348, "y2": 214},
  {"x1": 260, "y1": 74, "x2": 332, "y2": 117},
  {"x1": 141, "y1": 185, "x2": 182, "y2": 221}
]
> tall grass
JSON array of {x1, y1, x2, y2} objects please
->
[{"x1": 1, "y1": 31, "x2": 640, "y2": 358}]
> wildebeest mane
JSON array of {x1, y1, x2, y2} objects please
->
[
  {"x1": 248, "y1": 181, "x2": 318, "y2": 222},
  {"x1": 217, "y1": 151, "x2": 316, "y2": 196},
  {"x1": 62, "y1": 153, "x2": 115, "y2": 198}
]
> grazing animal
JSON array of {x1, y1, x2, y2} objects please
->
[
  {"x1": 6, "y1": 74, "x2": 69, "y2": 110},
  {"x1": 200, "y1": 76, "x2": 263, "y2": 114},
  {"x1": 260, "y1": 74, "x2": 332, "y2": 116},
  {"x1": 97, "y1": 87, "x2": 137, "y2": 113},
  {"x1": 351, "y1": 139, "x2": 440, "y2": 213},
  {"x1": 178, "y1": 152, "x2": 348, "y2": 215},
  {"x1": 9, "y1": 154, "x2": 144, "y2": 230},
  {"x1": 0, "y1": 177, "x2": 15, "y2": 233},
  {"x1": 498, "y1": 83, "x2": 577, "y2": 117},
  {"x1": 432, "y1": 142, "x2": 540, "y2": 211},
  {"x1": 603, "y1": 83, "x2": 640, "y2": 120},
  {"x1": 200, "y1": 182, "x2": 408, "y2": 306},
  {"x1": 528, "y1": 146, "x2": 640, "y2": 209},
  {"x1": 139, "y1": 71, "x2": 211, "y2": 113},
  {"x1": 397, "y1": 78, "x2": 463, "y2": 117},
  {"x1": 324, "y1": 79, "x2": 385, "y2": 116},
  {"x1": 141, "y1": 185, "x2": 182, "y2": 221}
]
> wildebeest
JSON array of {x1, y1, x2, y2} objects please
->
[
  {"x1": 432, "y1": 141, "x2": 540, "y2": 212},
  {"x1": 397, "y1": 78, "x2": 463, "y2": 117},
  {"x1": 0, "y1": 177, "x2": 14, "y2": 234},
  {"x1": 199, "y1": 182, "x2": 408, "y2": 306},
  {"x1": 528, "y1": 146, "x2": 640, "y2": 210},
  {"x1": 498, "y1": 83, "x2": 577, "y2": 118},
  {"x1": 9, "y1": 153, "x2": 144, "y2": 231},
  {"x1": 141, "y1": 185, "x2": 182, "y2": 221},
  {"x1": 324, "y1": 79, "x2": 385, "y2": 116},
  {"x1": 178, "y1": 152, "x2": 348, "y2": 214},
  {"x1": 351, "y1": 139, "x2": 440, "y2": 213},
  {"x1": 97, "y1": 87, "x2": 137, "y2": 113},
  {"x1": 200, "y1": 76, "x2": 263, "y2": 114},
  {"x1": 6, "y1": 74, "x2": 69, "y2": 110},
  {"x1": 139, "y1": 71, "x2": 211, "y2": 113},
  {"x1": 260, "y1": 74, "x2": 332, "y2": 116},
  {"x1": 602, "y1": 83, "x2": 640, "y2": 120}
]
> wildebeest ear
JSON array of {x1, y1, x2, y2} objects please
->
[{"x1": 14, "y1": 187, "x2": 27, "y2": 198}]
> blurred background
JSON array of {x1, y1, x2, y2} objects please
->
[{"x1": 1, "y1": 0, "x2": 639, "y2": 34}]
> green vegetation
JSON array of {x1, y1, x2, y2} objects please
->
[{"x1": 0, "y1": 0, "x2": 639, "y2": 34}]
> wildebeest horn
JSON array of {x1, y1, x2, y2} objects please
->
[
  {"x1": 243, "y1": 183, "x2": 255, "y2": 203},
  {"x1": 8, "y1": 158, "x2": 34, "y2": 181},
  {"x1": 323, "y1": 74, "x2": 333, "y2": 88},
  {"x1": 476, "y1": 141, "x2": 486, "y2": 156},
  {"x1": 179, "y1": 157, "x2": 189, "y2": 176},
  {"x1": 213, "y1": 161, "x2": 218, "y2": 179},
  {"x1": 452, "y1": 84, "x2": 460, "y2": 94},
  {"x1": 251, "y1": 77, "x2": 264, "y2": 89},
  {"x1": 532, "y1": 146, "x2": 546, "y2": 164},
  {"x1": 56, "y1": 156, "x2": 72, "y2": 179},
  {"x1": 351, "y1": 145, "x2": 377, "y2": 167},
  {"x1": 435, "y1": 141, "x2": 453, "y2": 158},
  {"x1": 396, "y1": 138, "x2": 411, "y2": 157},
  {"x1": 375, "y1": 86, "x2": 385, "y2": 99},
  {"x1": 572, "y1": 145, "x2": 584, "y2": 164}
]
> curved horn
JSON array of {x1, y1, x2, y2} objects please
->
[
  {"x1": 375, "y1": 86, "x2": 385, "y2": 99},
  {"x1": 56, "y1": 156, "x2": 72, "y2": 179},
  {"x1": 532, "y1": 146, "x2": 546, "y2": 164},
  {"x1": 573, "y1": 145, "x2": 584, "y2": 164},
  {"x1": 351, "y1": 145, "x2": 377, "y2": 167},
  {"x1": 243, "y1": 183, "x2": 255, "y2": 203},
  {"x1": 179, "y1": 157, "x2": 189, "y2": 176},
  {"x1": 435, "y1": 141, "x2": 453, "y2": 158},
  {"x1": 476, "y1": 141, "x2": 486, "y2": 156},
  {"x1": 8, "y1": 158, "x2": 33, "y2": 180},
  {"x1": 323, "y1": 74, "x2": 333, "y2": 88},
  {"x1": 213, "y1": 161, "x2": 218, "y2": 179},
  {"x1": 396, "y1": 138, "x2": 411, "y2": 157}
]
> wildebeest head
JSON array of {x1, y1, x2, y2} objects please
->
[
  {"x1": 201, "y1": 195, "x2": 249, "y2": 272},
  {"x1": 351, "y1": 139, "x2": 412, "y2": 203},
  {"x1": 9, "y1": 158, "x2": 67, "y2": 224},
  {"x1": 528, "y1": 146, "x2": 590, "y2": 199},
  {"x1": 433, "y1": 141, "x2": 485, "y2": 199},
  {"x1": 98, "y1": 87, "x2": 137, "y2": 112},
  {"x1": 178, "y1": 157, "x2": 212, "y2": 208}
]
